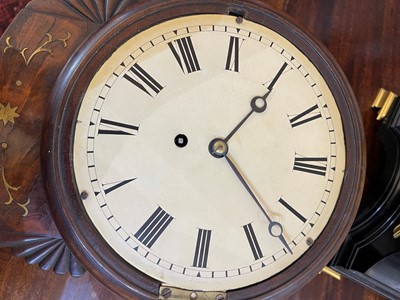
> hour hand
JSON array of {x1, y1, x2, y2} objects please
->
[
  {"x1": 224, "y1": 61, "x2": 288, "y2": 143},
  {"x1": 224, "y1": 94, "x2": 267, "y2": 143}
]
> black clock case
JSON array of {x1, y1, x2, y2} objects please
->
[{"x1": 330, "y1": 96, "x2": 400, "y2": 300}]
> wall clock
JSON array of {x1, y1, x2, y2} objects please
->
[{"x1": 42, "y1": 0, "x2": 365, "y2": 299}]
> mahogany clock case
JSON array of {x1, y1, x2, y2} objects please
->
[{"x1": 43, "y1": 0, "x2": 365, "y2": 299}]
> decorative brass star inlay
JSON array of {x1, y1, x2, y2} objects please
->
[{"x1": 0, "y1": 103, "x2": 20, "y2": 126}]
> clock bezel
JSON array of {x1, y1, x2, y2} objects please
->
[{"x1": 42, "y1": 0, "x2": 365, "y2": 299}]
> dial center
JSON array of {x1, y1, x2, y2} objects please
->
[{"x1": 208, "y1": 138, "x2": 229, "y2": 158}]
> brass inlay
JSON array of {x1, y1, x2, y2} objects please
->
[
  {"x1": 4, "y1": 32, "x2": 71, "y2": 66},
  {"x1": 0, "y1": 103, "x2": 19, "y2": 126},
  {"x1": 372, "y1": 88, "x2": 398, "y2": 121},
  {"x1": 0, "y1": 103, "x2": 29, "y2": 217},
  {"x1": 394, "y1": 224, "x2": 400, "y2": 239},
  {"x1": 1, "y1": 166, "x2": 30, "y2": 217},
  {"x1": 320, "y1": 266, "x2": 342, "y2": 281}
]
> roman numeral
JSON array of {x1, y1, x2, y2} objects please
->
[
  {"x1": 278, "y1": 198, "x2": 307, "y2": 223},
  {"x1": 193, "y1": 229, "x2": 211, "y2": 268},
  {"x1": 98, "y1": 119, "x2": 139, "y2": 136},
  {"x1": 294, "y1": 155, "x2": 327, "y2": 176},
  {"x1": 168, "y1": 36, "x2": 201, "y2": 74},
  {"x1": 225, "y1": 36, "x2": 242, "y2": 72},
  {"x1": 102, "y1": 178, "x2": 136, "y2": 195},
  {"x1": 134, "y1": 207, "x2": 174, "y2": 248},
  {"x1": 289, "y1": 104, "x2": 322, "y2": 128},
  {"x1": 123, "y1": 63, "x2": 164, "y2": 97},
  {"x1": 243, "y1": 223, "x2": 263, "y2": 260}
]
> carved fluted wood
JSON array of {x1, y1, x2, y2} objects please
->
[{"x1": 0, "y1": 230, "x2": 85, "y2": 276}]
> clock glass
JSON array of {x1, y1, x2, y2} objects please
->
[{"x1": 72, "y1": 14, "x2": 345, "y2": 291}]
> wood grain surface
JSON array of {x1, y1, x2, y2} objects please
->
[
  {"x1": 0, "y1": 0, "x2": 398, "y2": 299},
  {"x1": 0, "y1": 247, "x2": 384, "y2": 300}
]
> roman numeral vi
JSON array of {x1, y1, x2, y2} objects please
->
[{"x1": 193, "y1": 228, "x2": 211, "y2": 268}]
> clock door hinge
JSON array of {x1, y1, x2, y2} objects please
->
[{"x1": 159, "y1": 285, "x2": 226, "y2": 300}]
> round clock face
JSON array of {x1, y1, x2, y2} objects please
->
[{"x1": 72, "y1": 14, "x2": 345, "y2": 291}]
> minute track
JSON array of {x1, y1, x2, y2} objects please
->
[{"x1": 70, "y1": 13, "x2": 348, "y2": 292}]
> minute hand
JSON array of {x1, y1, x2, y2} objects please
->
[
  {"x1": 224, "y1": 62, "x2": 288, "y2": 143},
  {"x1": 224, "y1": 154, "x2": 293, "y2": 254}
]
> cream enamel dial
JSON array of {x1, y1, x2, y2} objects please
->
[{"x1": 73, "y1": 15, "x2": 345, "y2": 291}]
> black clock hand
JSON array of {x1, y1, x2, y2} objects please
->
[
  {"x1": 224, "y1": 62, "x2": 288, "y2": 143},
  {"x1": 209, "y1": 62, "x2": 291, "y2": 252},
  {"x1": 222, "y1": 151, "x2": 293, "y2": 255}
]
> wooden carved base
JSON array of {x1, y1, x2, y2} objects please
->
[{"x1": 0, "y1": 229, "x2": 85, "y2": 276}]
